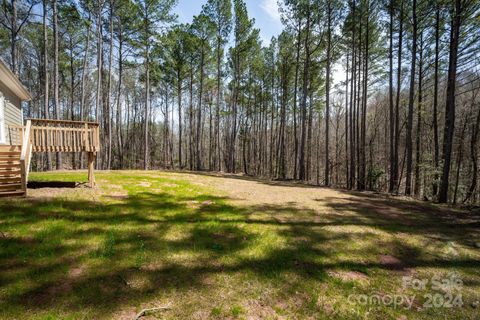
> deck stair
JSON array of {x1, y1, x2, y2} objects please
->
[{"x1": 0, "y1": 145, "x2": 24, "y2": 197}]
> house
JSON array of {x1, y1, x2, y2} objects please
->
[
  {"x1": 0, "y1": 59, "x2": 32, "y2": 145},
  {"x1": 0, "y1": 60, "x2": 99, "y2": 197}
]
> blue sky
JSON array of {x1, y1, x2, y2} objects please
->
[{"x1": 174, "y1": 0, "x2": 283, "y2": 45}]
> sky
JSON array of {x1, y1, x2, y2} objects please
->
[
  {"x1": 174, "y1": 0, "x2": 346, "y2": 86},
  {"x1": 174, "y1": 0, "x2": 283, "y2": 45}
]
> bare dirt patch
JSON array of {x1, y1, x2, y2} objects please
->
[
  {"x1": 137, "y1": 181, "x2": 152, "y2": 187},
  {"x1": 328, "y1": 270, "x2": 369, "y2": 283},
  {"x1": 28, "y1": 187, "x2": 71, "y2": 198},
  {"x1": 244, "y1": 299, "x2": 284, "y2": 320},
  {"x1": 68, "y1": 265, "x2": 86, "y2": 278},
  {"x1": 106, "y1": 194, "x2": 129, "y2": 200},
  {"x1": 173, "y1": 173, "x2": 355, "y2": 213},
  {"x1": 378, "y1": 254, "x2": 416, "y2": 275},
  {"x1": 103, "y1": 189, "x2": 129, "y2": 200},
  {"x1": 379, "y1": 254, "x2": 404, "y2": 269},
  {"x1": 170, "y1": 172, "x2": 477, "y2": 233},
  {"x1": 112, "y1": 307, "x2": 137, "y2": 320}
]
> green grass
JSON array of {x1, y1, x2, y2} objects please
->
[{"x1": 0, "y1": 171, "x2": 479, "y2": 319}]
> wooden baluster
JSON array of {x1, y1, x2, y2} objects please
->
[
  {"x1": 84, "y1": 123, "x2": 89, "y2": 152},
  {"x1": 41, "y1": 128, "x2": 44, "y2": 152}
]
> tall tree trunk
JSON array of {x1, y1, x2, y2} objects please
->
[
  {"x1": 215, "y1": 35, "x2": 222, "y2": 171},
  {"x1": 177, "y1": 69, "x2": 183, "y2": 169},
  {"x1": 306, "y1": 92, "x2": 313, "y2": 181},
  {"x1": 53, "y1": 0, "x2": 62, "y2": 169},
  {"x1": 299, "y1": 8, "x2": 311, "y2": 181},
  {"x1": 355, "y1": 13, "x2": 362, "y2": 189},
  {"x1": 209, "y1": 98, "x2": 213, "y2": 170},
  {"x1": 405, "y1": 0, "x2": 417, "y2": 195},
  {"x1": 414, "y1": 31, "x2": 423, "y2": 198},
  {"x1": 345, "y1": 50, "x2": 349, "y2": 187},
  {"x1": 95, "y1": 1, "x2": 104, "y2": 169},
  {"x1": 453, "y1": 115, "x2": 468, "y2": 204},
  {"x1": 42, "y1": 0, "x2": 52, "y2": 171},
  {"x1": 164, "y1": 85, "x2": 170, "y2": 167},
  {"x1": 388, "y1": 0, "x2": 395, "y2": 192},
  {"x1": 189, "y1": 66, "x2": 194, "y2": 170},
  {"x1": 359, "y1": 0, "x2": 369, "y2": 191},
  {"x1": 432, "y1": 6, "x2": 440, "y2": 197},
  {"x1": 196, "y1": 43, "x2": 205, "y2": 171},
  {"x1": 292, "y1": 20, "x2": 301, "y2": 179},
  {"x1": 106, "y1": 0, "x2": 114, "y2": 170},
  {"x1": 269, "y1": 66, "x2": 275, "y2": 177},
  {"x1": 325, "y1": 0, "x2": 332, "y2": 186},
  {"x1": 69, "y1": 38, "x2": 76, "y2": 170},
  {"x1": 349, "y1": 0, "x2": 357, "y2": 189},
  {"x1": 80, "y1": 11, "x2": 91, "y2": 169},
  {"x1": 464, "y1": 106, "x2": 480, "y2": 203},
  {"x1": 439, "y1": 0, "x2": 462, "y2": 203},
  {"x1": 144, "y1": 45, "x2": 150, "y2": 170},
  {"x1": 116, "y1": 21, "x2": 124, "y2": 169},
  {"x1": 277, "y1": 60, "x2": 287, "y2": 179},
  {"x1": 229, "y1": 53, "x2": 240, "y2": 173},
  {"x1": 393, "y1": 0, "x2": 404, "y2": 192}
]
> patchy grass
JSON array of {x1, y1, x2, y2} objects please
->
[{"x1": 0, "y1": 171, "x2": 479, "y2": 319}]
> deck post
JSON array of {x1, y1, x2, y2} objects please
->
[{"x1": 88, "y1": 152, "x2": 96, "y2": 188}]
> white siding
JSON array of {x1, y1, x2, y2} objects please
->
[
  {"x1": 0, "y1": 96, "x2": 4, "y2": 144},
  {"x1": 0, "y1": 92, "x2": 23, "y2": 145}
]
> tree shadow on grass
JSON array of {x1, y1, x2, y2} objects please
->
[
  {"x1": 169, "y1": 170, "x2": 326, "y2": 189},
  {"x1": 0, "y1": 185, "x2": 479, "y2": 318},
  {"x1": 321, "y1": 194, "x2": 480, "y2": 244}
]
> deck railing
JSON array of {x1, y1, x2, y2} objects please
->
[
  {"x1": 28, "y1": 119, "x2": 100, "y2": 153},
  {"x1": 7, "y1": 124, "x2": 24, "y2": 145},
  {"x1": 20, "y1": 120, "x2": 32, "y2": 193},
  {"x1": 17, "y1": 119, "x2": 100, "y2": 194}
]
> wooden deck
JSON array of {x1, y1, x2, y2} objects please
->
[
  {"x1": 29, "y1": 119, "x2": 99, "y2": 153},
  {"x1": 1, "y1": 119, "x2": 100, "y2": 197}
]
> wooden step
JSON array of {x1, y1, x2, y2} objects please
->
[
  {"x1": 0, "y1": 159, "x2": 21, "y2": 164},
  {"x1": 0, "y1": 183, "x2": 22, "y2": 191},
  {"x1": 0, "y1": 163, "x2": 21, "y2": 169},
  {"x1": 0, "y1": 152, "x2": 21, "y2": 157},
  {"x1": 0, "y1": 160, "x2": 20, "y2": 165},
  {"x1": 0, "y1": 177, "x2": 22, "y2": 183},
  {"x1": 0, "y1": 170, "x2": 21, "y2": 176},
  {"x1": 0, "y1": 167, "x2": 21, "y2": 172},
  {"x1": 0, "y1": 152, "x2": 20, "y2": 156},
  {"x1": 0, "y1": 145, "x2": 21, "y2": 152},
  {"x1": 0, "y1": 190, "x2": 25, "y2": 198},
  {"x1": 0, "y1": 157, "x2": 20, "y2": 162},
  {"x1": 0, "y1": 144, "x2": 24, "y2": 197}
]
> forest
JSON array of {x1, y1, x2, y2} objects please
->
[{"x1": 1, "y1": 0, "x2": 480, "y2": 204}]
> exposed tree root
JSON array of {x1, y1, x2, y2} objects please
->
[{"x1": 133, "y1": 306, "x2": 171, "y2": 320}]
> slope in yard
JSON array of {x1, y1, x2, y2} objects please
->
[{"x1": 0, "y1": 171, "x2": 479, "y2": 319}]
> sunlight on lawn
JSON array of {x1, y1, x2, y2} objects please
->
[{"x1": 0, "y1": 171, "x2": 479, "y2": 319}]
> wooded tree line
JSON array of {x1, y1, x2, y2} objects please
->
[{"x1": 1, "y1": 0, "x2": 479, "y2": 204}]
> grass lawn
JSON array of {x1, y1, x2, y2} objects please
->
[{"x1": 0, "y1": 171, "x2": 479, "y2": 319}]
